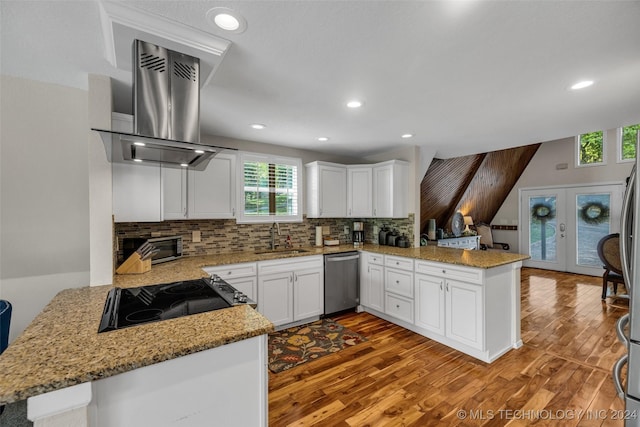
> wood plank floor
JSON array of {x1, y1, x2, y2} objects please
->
[{"x1": 268, "y1": 268, "x2": 630, "y2": 426}]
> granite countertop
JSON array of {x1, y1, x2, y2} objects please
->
[
  {"x1": 0, "y1": 243, "x2": 526, "y2": 404},
  {"x1": 0, "y1": 285, "x2": 273, "y2": 404},
  {"x1": 114, "y1": 244, "x2": 529, "y2": 288}
]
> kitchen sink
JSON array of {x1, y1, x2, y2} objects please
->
[{"x1": 254, "y1": 249, "x2": 310, "y2": 255}]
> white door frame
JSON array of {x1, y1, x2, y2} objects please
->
[{"x1": 519, "y1": 181, "x2": 625, "y2": 276}]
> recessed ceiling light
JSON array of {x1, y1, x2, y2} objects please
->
[
  {"x1": 401, "y1": 134, "x2": 413, "y2": 139},
  {"x1": 317, "y1": 137, "x2": 329, "y2": 142},
  {"x1": 194, "y1": 149, "x2": 205, "y2": 154},
  {"x1": 346, "y1": 100, "x2": 363, "y2": 109},
  {"x1": 571, "y1": 80, "x2": 594, "y2": 90},
  {"x1": 206, "y1": 7, "x2": 247, "y2": 33},
  {"x1": 133, "y1": 141, "x2": 146, "y2": 147},
  {"x1": 251, "y1": 124, "x2": 266, "y2": 130}
]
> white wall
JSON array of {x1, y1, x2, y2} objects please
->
[
  {"x1": 0, "y1": 75, "x2": 91, "y2": 342},
  {"x1": 492, "y1": 128, "x2": 634, "y2": 252}
]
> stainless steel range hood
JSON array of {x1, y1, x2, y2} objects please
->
[{"x1": 94, "y1": 40, "x2": 232, "y2": 171}]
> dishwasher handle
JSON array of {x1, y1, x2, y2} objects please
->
[{"x1": 325, "y1": 255, "x2": 360, "y2": 262}]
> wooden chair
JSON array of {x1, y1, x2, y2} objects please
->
[{"x1": 597, "y1": 233, "x2": 626, "y2": 299}]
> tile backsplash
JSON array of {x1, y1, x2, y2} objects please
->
[{"x1": 115, "y1": 214, "x2": 414, "y2": 263}]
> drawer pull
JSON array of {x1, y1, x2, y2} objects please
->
[
  {"x1": 228, "y1": 271, "x2": 232, "y2": 275},
  {"x1": 396, "y1": 280, "x2": 400, "y2": 284},
  {"x1": 396, "y1": 304, "x2": 400, "y2": 309},
  {"x1": 396, "y1": 261, "x2": 400, "y2": 265}
]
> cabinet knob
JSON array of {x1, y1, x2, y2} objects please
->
[
  {"x1": 396, "y1": 304, "x2": 400, "y2": 309},
  {"x1": 442, "y1": 269, "x2": 446, "y2": 274},
  {"x1": 396, "y1": 280, "x2": 400, "y2": 284},
  {"x1": 396, "y1": 262, "x2": 400, "y2": 265},
  {"x1": 228, "y1": 271, "x2": 232, "y2": 275}
]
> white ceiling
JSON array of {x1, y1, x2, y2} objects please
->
[{"x1": 2, "y1": 0, "x2": 640, "y2": 158}]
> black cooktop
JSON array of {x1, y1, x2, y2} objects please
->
[{"x1": 98, "y1": 278, "x2": 231, "y2": 333}]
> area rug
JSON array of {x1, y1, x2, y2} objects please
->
[{"x1": 268, "y1": 318, "x2": 367, "y2": 373}]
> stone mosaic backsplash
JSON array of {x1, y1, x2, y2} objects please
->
[{"x1": 115, "y1": 215, "x2": 414, "y2": 263}]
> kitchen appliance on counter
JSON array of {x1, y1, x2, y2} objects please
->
[
  {"x1": 613, "y1": 134, "x2": 640, "y2": 425},
  {"x1": 324, "y1": 252, "x2": 359, "y2": 315},
  {"x1": 353, "y1": 221, "x2": 365, "y2": 247},
  {"x1": 122, "y1": 235, "x2": 182, "y2": 265},
  {"x1": 98, "y1": 275, "x2": 256, "y2": 333}
]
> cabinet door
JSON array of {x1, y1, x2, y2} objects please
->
[
  {"x1": 225, "y1": 276, "x2": 257, "y2": 302},
  {"x1": 415, "y1": 274, "x2": 445, "y2": 335},
  {"x1": 188, "y1": 152, "x2": 236, "y2": 219},
  {"x1": 372, "y1": 161, "x2": 408, "y2": 218},
  {"x1": 319, "y1": 165, "x2": 347, "y2": 217},
  {"x1": 293, "y1": 267, "x2": 323, "y2": 320},
  {"x1": 373, "y1": 164, "x2": 393, "y2": 218},
  {"x1": 258, "y1": 272, "x2": 293, "y2": 327},
  {"x1": 367, "y1": 263, "x2": 385, "y2": 312},
  {"x1": 112, "y1": 162, "x2": 162, "y2": 222},
  {"x1": 445, "y1": 279, "x2": 484, "y2": 350},
  {"x1": 347, "y1": 166, "x2": 372, "y2": 217},
  {"x1": 162, "y1": 166, "x2": 187, "y2": 220}
]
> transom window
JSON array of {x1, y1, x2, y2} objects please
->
[
  {"x1": 237, "y1": 152, "x2": 302, "y2": 223},
  {"x1": 619, "y1": 123, "x2": 639, "y2": 162},
  {"x1": 576, "y1": 130, "x2": 606, "y2": 167}
]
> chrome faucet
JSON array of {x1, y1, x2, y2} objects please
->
[{"x1": 270, "y1": 222, "x2": 281, "y2": 250}]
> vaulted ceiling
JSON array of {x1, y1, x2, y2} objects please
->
[{"x1": 2, "y1": 1, "x2": 640, "y2": 158}]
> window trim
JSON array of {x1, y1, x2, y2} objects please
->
[
  {"x1": 575, "y1": 130, "x2": 607, "y2": 168},
  {"x1": 617, "y1": 125, "x2": 638, "y2": 164},
  {"x1": 235, "y1": 151, "x2": 303, "y2": 224}
]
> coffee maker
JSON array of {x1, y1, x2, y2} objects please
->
[{"x1": 352, "y1": 222, "x2": 365, "y2": 247}]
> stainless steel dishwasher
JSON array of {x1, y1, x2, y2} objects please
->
[{"x1": 324, "y1": 252, "x2": 360, "y2": 315}]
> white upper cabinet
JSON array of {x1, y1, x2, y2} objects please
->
[
  {"x1": 347, "y1": 166, "x2": 373, "y2": 217},
  {"x1": 162, "y1": 167, "x2": 187, "y2": 220},
  {"x1": 161, "y1": 152, "x2": 237, "y2": 220},
  {"x1": 112, "y1": 113, "x2": 162, "y2": 222},
  {"x1": 373, "y1": 160, "x2": 409, "y2": 218},
  {"x1": 112, "y1": 162, "x2": 162, "y2": 222},
  {"x1": 306, "y1": 161, "x2": 347, "y2": 218},
  {"x1": 306, "y1": 160, "x2": 408, "y2": 219},
  {"x1": 188, "y1": 152, "x2": 237, "y2": 219}
]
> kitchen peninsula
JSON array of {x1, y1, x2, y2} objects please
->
[{"x1": 0, "y1": 244, "x2": 527, "y2": 426}]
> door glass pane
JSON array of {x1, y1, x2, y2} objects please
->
[
  {"x1": 576, "y1": 193, "x2": 611, "y2": 266},
  {"x1": 529, "y1": 196, "x2": 557, "y2": 261}
]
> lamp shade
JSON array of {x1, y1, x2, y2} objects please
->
[{"x1": 463, "y1": 216, "x2": 474, "y2": 226}]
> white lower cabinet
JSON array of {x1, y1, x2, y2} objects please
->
[
  {"x1": 293, "y1": 268, "x2": 324, "y2": 320},
  {"x1": 445, "y1": 279, "x2": 483, "y2": 350},
  {"x1": 360, "y1": 252, "x2": 384, "y2": 312},
  {"x1": 258, "y1": 272, "x2": 294, "y2": 326},
  {"x1": 361, "y1": 253, "x2": 521, "y2": 363},
  {"x1": 414, "y1": 274, "x2": 445, "y2": 335},
  {"x1": 383, "y1": 255, "x2": 414, "y2": 323},
  {"x1": 258, "y1": 256, "x2": 324, "y2": 327}
]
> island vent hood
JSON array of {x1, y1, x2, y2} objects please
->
[{"x1": 94, "y1": 39, "x2": 233, "y2": 171}]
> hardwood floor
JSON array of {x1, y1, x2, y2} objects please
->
[{"x1": 268, "y1": 268, "x2": 630, "y2": 426}]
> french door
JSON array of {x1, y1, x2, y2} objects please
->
[{"x1": 519, "y1": 183, "x2": 624, "y2": 276}]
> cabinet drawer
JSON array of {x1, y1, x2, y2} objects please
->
[
  {"x1": 385, "y1": 268, "x2": 413, "y2": 298},
  {"x1": 384, "y1": 255, "x2": 414, "y2": 271},
  {"x1": 385, "y1": 293, "x2": 414, "y2": 324},
  {"x1": 415, "y1": 261, "x2": 484, "y2": 284},
  {"x1": 258, "y1": 255, "x2": 323, "y2": 275},
  {"x1": 366, "y1": 253, "x2": 384, "y2": 266},
  {"x1": 204, "y1": 262, "x2": 257, "y2": 279}
]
